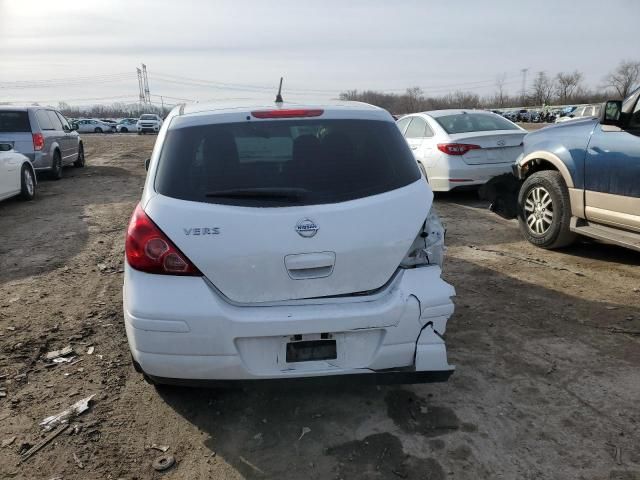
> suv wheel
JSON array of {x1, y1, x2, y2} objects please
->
[
  {"x1": 20, "y1": 165, "x2": 36, "y2": 200},
  {"x1": 50, "y1": 151, "x2": 63, "y2": 180},
  {"x1": 74, "y1": 143, "x2": 85, "y2": 168},
  {"x1": 518, "y1": 170, "x2": 576, "y2": 249}
]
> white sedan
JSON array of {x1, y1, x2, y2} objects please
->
[
  {"x1": 0, "y1": 143, "x2": 36, "y2": 202},
  {"x1": 74, "y1": 119, "x2": 115, "y2": 134},
  {"x1": 397, "y1": 110, "x2": 526, "y2": 191}
]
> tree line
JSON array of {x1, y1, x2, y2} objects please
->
[
  {"x1": 55, "y1": 101, "x2": 171, "y2": 119},
  {"x1": 340, "y1": 60, "x2": 640, "y2": 114}
]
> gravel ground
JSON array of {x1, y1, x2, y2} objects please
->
[{"x1": 0, "y1": 134, "x2": 639, "y2": 479}]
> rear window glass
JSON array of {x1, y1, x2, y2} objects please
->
[
  {"x1": 155, "y1": 119, "x2": 421, "y2": 207},
  {"x1": 435, "y1": 113, "x2": 520, "y2": 134},
  {"x1": 140, "y1": 115, "x2": 156, "y2": 120},
  {"x1": 0, "y1": 111, "x2": 31, "y2": 132}
]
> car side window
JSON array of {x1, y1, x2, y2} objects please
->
[
  {"x1": 56, "y1": 112, "x2": 70, "y2": 130},
  {"x1": 584, "y1": 107, "x2": 594, "y2": 117},
  {"x1": 629, "y1": 99, "x2": 640, "y2": 130},
  {"x1": 47, "y1": 111, "x2": 63, "y2": 131},
  {"x1": 36, "y1": 110, "x2": 54, "y2": 130},
  {"x1": 396, "y1": 117, "x2": 411, "y2": 135},
  {"x1": 423, "y1": 121, "x2": 434, "y2": 138},
  {"x1": 405, "y1": 117, "x2": 428, "y2": 139}
]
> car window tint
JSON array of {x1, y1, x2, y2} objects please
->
[
  {"x1": 47, "y1": 111, "x2": 63, "y2": 130},
  {"x1": 36, "y1": 110, "x2": 54, "y2": 130},
  {"x1": 155, "y1": 119, "x2": 420, "y2": 207},
  {"x1": 405, "y1": 117, "x2": 428, "y2": 139},
  {"x1": 435, "y1": 113, "x2": 520, "y2": 134},
  {"x1": 396, "y1": 117, "x2": 411, "y2": 135},
  {"x1": 0, "y1": 111, "x2": 31, "y2": 132}
]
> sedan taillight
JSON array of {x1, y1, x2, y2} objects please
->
[
  {"x1": 32, "y1": 133, "x2": 44, "y2": 151},
  {"x1": 125, "y1": 204, "x2": 201, "y2": 276},
  {"x1": 437, "y1": 143, "x2": 481, "y2": 156}
]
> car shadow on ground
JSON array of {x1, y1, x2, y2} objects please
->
[
  {"x1": 154, "y1": 254, "x2": 640, "y2": 480},
  {"x1": 435, "y1": 189, "x2": 640, "y2": 266}
]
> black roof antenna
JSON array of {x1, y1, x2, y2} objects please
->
[{"x1": 275, "y1": 77, "x2": 284, "y2": 104}]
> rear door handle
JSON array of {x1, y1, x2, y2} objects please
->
[{"x1": 285, "y1": 252, "x2": 336, "y2": 280}]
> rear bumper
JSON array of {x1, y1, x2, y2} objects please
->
[
  {"x1": 123, "y1": 264, "x2": 456, "y2": 382},
  {"x1": 28, "y1": 152, "x2": 50, "y2": 171},
  {"x1": 428, "y1": 157, "x2": 515, "y2": 192}
]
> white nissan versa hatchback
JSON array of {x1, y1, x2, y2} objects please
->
[{"x1": 123, "y1": 100, "x2": 456, "y2": 386}]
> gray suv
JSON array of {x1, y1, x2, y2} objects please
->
[{"x1": 0, "y1": 106, "x2": 85, "y2": 179}]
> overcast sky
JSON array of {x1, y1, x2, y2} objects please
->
[{"x1": 0, "y1": 0, "x2": 638, "y2": 107}]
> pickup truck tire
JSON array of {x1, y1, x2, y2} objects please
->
[{"x1": 518, "y1": 171, "x2": 576, "y2": 249}]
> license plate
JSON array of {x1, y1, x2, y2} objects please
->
[{"x1": 286, "y1": 339, "x2": 337, "y2": 363}]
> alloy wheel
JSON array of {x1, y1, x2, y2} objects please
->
[
  {"x1": 24, "y1": 169, "x2": 34, "y2": 195},
  {"x1": 524, "y1": 186, "x2": 553, "y2": 235}
]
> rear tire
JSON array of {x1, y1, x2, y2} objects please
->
[
  {"x1": 20, "y1": 165, "x2": 36, "y2": 200},
  {"x1": 50, "y1": 151, "x2": 63, "y2": 180},
  {"x1": 74, "y1": 143, "x2": 85, "y2": 168},
  {"x1": 121, "y1": 127, "x2": 128, "y2": 133},
  {"x1": 95, "y1": 127, "x2": 102, "y2": 133},
  {"x1": 518, "y1": 170, "x2": 576, "y2": 249}
]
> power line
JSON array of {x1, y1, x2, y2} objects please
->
[{"x1": 0, "y1": 73, "x2": 135, "y2": 89}]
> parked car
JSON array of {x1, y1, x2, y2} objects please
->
[
  {"x1": 0, "y1": 106, "x2": 85, "y2": 179},
  {"x1": 555, "y1": 104, "x2": 601, "y2": 123},
  {"x1": 123, "y1": 100, "x2": 455, "y2": 385},
  {"x1": 0, "y1": 142, "x2": 36, "y2": 202},
  {"x1": 75, "y1": 118, "x2": 115, "y2": 134},
  {"x1": 396, "y1": 110, "x2": 526, "y2": 192},
  {"x1": 116, "y1": 118, "x2": 138, "y2": 133},
  {"x1": 136, "y1": 114, "x2": 163, "y2": 134},
  {"x1": 483, "y1": 91, "x2": 640, "y2": 252},
  {"x1": 100, "y1": 119, "x2": 118, "y2": 132},
  {"x1": 516, "y1": 109, "x2": 530, "y2": 122}
]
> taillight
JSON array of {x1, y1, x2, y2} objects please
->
[
  {"x1": 251, "y1": 109, "x2": 324, "y2": 119},
  {"x1": 32, "y1": 133, "x2": 44, "y2": 151},
  {"x1": 437, "y1": 143, "x2": 481, "y2": 156},
  {"x1": 125, "y1": 204, "x2": 201, "y2": 276}
]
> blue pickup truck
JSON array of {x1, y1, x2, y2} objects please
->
[{"x1": 484, "y1": 88, "x2": 640, "y2": 252}]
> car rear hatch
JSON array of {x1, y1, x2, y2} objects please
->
[
  {"x1": 145, "y1": 109, "x2": 428, "y2": 303},
  {"x1": 0, "y1": 110, "x2": 34, "y2": 156},
  {"x1": 449, "y1": 130, "x2": 525, "y2": 165}
]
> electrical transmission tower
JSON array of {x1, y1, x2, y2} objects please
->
[
  {"x1": 142, "y1": 64, "x2": 151, "y2": 104},
  {"x1": 520, "y1": 68, "x2": 529, "y2": 102},
  {"x1": 136, "y1": 67, "x2": 145, "y2": 105}
]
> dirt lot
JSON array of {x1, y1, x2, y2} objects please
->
[{"x1": 1, "y1": 134, "x2": 639, "y2": 480}]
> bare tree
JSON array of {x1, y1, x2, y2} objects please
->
[
  {"x1": 529, "y1": 71, "x2": 555, "y2": 106},
  {"x1": 604, "y1": 60, "x2": 640, "y2": 98},
  {"x1": 339, "y1": 90, "x2": 359, "y2": 101},
  {"x1": 494, "y1": 73, "x2": 507, "y2": 107},
  {"x1": 555, "y1": 71, "x2": 583, "y2": 104},
  {"x1": 402, "y1": 87, "x2": 425, "y2": 113}
]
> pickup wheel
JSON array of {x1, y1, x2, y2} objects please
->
[{"x1": 518, "y1": 170, "x2": 576, "y2": 249}]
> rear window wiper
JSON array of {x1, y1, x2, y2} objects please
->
[{"x1": 205, "y1": 187, "x2": 309, "y2": 200}]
